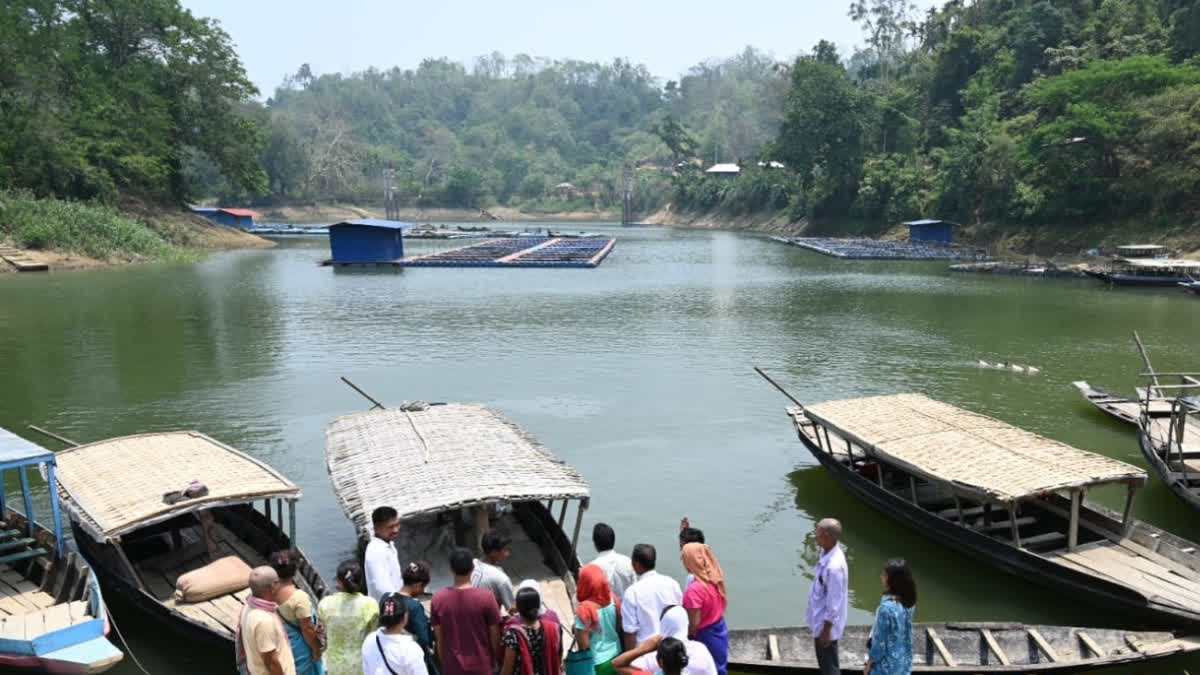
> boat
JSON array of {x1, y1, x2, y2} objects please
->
[
  {"x1": 1180, "y1": 279, "x2": 1200, "y2": 295},
  {"x1": 325, "y1": 391, "x2": 590, "y2": 621},
  {"x1": 0, "y1": 427, "x2": 122, "y2": 673},
  {"x1": 51, "y1": 431, "x2": 328, "y2": 646},
  {"x1": 1085, "y1": 245, "x2": 1200, "y2": 286},
  {"x1": 755, "y1": 370, "x2": 1200, "y2": 627},
  {"x1": 728, "y1": 622, "x2": 1200, "y2": 673}
]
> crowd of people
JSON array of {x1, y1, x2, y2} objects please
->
[{"x1": 233, "y1": 510, "x2": 918, "y2": 675}]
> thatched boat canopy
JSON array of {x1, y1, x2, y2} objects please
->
[
  {"x1": 55, "y1": 431, "x2": 300, "y2": 543},
  {"x1": 325, "y1": 404, "x2": 590, "y2": 537},
  {"x1": 792, "y1": 393, "x2": 1146, "y2": 503}
]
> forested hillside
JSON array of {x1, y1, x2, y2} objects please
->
[
  {"x1": 683, "y1": 0, "x2": 1200, "y2": 232},
  {"x1": 3, "y1": 0, "x2": 1199, "y2": 242},
  {"x1": 201, "y1": 49, "x2": 786, "y2": 212}
]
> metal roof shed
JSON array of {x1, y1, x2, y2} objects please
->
[
  {"x1": 328, "y1": 219, "x2": 414, "y2": 263},
  {"x1": 905, "y1": 219, "x2": 957, "y2": 245}
]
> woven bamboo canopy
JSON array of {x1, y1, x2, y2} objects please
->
[
  {"x1": 55, "y1": 431, "x2": 300, "y2": 542},
  {"x1": 325, "y1": 404, "x2": 590, "y2": 536},
  {"x1": 793, "y1": 393, "x2": 1146, "y2": 503}
]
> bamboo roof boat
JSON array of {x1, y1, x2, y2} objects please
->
[
  {"x1": 729, "y1": 622, "x2": 1200, "y2": 673},
  {"x1": 0, "y1": 428, "x2": 122, "y2": 674},
  {"x1": 325, "y1": 397, "x2": 590, "y2": 620},
  {"x1": 770, "y1": 383, "x2": 1200, "y2": 627},
  {"x1": 51, "y1": 431, "x2": 327, "y2": 645}
]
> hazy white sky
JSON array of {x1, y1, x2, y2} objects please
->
[{"x1": 181, "y1": 0, "x2": 939, "y2": 96}]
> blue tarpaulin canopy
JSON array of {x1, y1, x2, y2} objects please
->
[{"x1": 0, "y1": 427, "x2": 53, "y2": 466}]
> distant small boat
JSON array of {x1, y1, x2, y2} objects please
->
[
  {"x1": 729, "y1": 623, "x2": 1200, "y2": 673},
  {"x1": 1179, "y1": 279, "x2": 1200, "y2": 295},
  {"x1": 1010, "y1": 364, "x2": 1026, "y2": 373}
]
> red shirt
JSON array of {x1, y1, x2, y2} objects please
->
[{"x1": 430, "y1": 586, "x2": 501, "y2": 675}]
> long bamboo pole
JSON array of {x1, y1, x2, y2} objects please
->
[
  {"x1": 341, "y1": 376, "x2": 386, "y2": 409},
  {"x1": 1132, "y1": 331, "x2": 1160, "y2": 391},
  {"x1": 27, "y1": 425, "x2": 80, "y2": 447},
  {"x1": 753, "y1": 367, "x2": 805, "y2": 407}
]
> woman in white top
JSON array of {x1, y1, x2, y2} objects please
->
[
  {"x1": 362, "y1": 593, "x2": 429, "y2": 675},
  {"x1": 611, "y1": 606, "x2": 716, "y2": 675}
]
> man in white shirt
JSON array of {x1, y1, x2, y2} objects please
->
[
  {"x1": 365, "y1": 506, "x2": 404, "y2": 601},
  {"x1": 620, "y1": 543, "x2": 682, "y2": 649},
  {"x1": 589, "y1": 522, "x2": 635, "y2": 598},
  {"x1": 805, "y1": 518, "x2": 847, "y2": 675}
]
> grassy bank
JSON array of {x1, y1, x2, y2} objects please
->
[
  {"x1": 1, "y1": 190, "x2": 185, "y2": 261},
  {"x1": 0, "y1": 191, "x2": 272, "y2": 270}
]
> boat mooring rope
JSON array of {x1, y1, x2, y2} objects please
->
[{"x1": 106, "y1": 605, "x2": 155, "y2": 675}]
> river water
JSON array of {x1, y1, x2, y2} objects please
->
[{"x1": 1, "y1": 224, "x2": 1198, "y2": 673}]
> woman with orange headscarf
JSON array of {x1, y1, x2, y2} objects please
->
[
  {"x1": 573, "y1": 564, "x2": 623, "y2": 675},
  {"x1": 681, "y1": 543, "x2": 728, "y2": 675}
]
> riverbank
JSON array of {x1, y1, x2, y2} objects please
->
[
  {"x1": 0, "y1": 192, "x2": 272, "y2": 274},
  {"x1": 258, "y1": 203, "x2": 616, "y2": 224},
  {"x1": 645, "y1": 204, "x2": 1200, "y2": 259}
]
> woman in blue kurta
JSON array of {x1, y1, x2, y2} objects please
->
[{"x1": 864, "y1": 558, "x2": 916, "y2": 675}]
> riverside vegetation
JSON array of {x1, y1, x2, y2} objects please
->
[{"x1": 2, "y1": 0, "x2": 1200, "y2": 260}]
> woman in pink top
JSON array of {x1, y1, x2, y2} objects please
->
[{"x1": 680, "y1": 543, "x2": 727, "y2": 675}]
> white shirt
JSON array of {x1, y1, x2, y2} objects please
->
[
  {"x1": 806, "y1": 544, "x2": 848, "y2": 641},
  {"x1": 365, "y1": 536, "x2": 404, "y2": 602},
  {"x1": 590, "y1": 549, "x2": 636, "y2": 599},
  {"x1": 631, "y1": 639, "x2": 717, "y2": 675},
  {"x1": 361, "y1": 629, "x2": 428, "y2": 675},
  {"x1": 620, "y1": 570, "x2": 682, "y2": 642}
]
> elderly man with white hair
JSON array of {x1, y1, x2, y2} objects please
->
[
  {"x1": 806, "y1": 518, "x2": 847, "y2": 675},
  {"x1": 236, "y1": 565, "x2": 296, "y2": 675}
]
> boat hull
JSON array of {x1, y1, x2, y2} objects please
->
[
  {"x1": 729, "y1": 623, "x2": 1200, "y2": 674},
  {"x1": 794, "y1": 428, "x2": 1182, "y2": 626},
  {"x1": 1090, "y1": 271, "x2": 1196, "y2": 286},
  {"x1": 70, "y1": 504, "x2": 326, "y2": 647},
  {"x1": 1137, "y1": 428, "x2": 1200, "y2": 517}
]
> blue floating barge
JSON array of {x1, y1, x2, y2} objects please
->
[{"x1": 324, "y1": 236, "x2": 616, "y2": 268}]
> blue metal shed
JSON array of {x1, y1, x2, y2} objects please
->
[
  {"x1": 905, "y1": 219, "x2": 956, "y2": 245},
  {"x1": 191, "y1": 207, "x2": 260, "y2": 228},
  {"x1": 328, "y1": 219, "x2": 414, "y2": 263}
]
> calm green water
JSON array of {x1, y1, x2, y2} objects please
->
[{"x1": 1, "y1": 225, "x2": 1199, "y2": 673}]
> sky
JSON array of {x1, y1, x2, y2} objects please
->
[{"x1": 181, "y1": 0, "x2": 940, "y2": 97}]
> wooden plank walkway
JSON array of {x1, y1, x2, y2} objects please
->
[{"x1": 0, "y1": 246, "x2": 48, "y2": 272}]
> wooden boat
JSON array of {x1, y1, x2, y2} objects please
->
[
  {"x1": 50, "y1": 431, "x2": 327, "y2": 646},
  {"x1": 729, "y1": 622, "x2": 1200, "y2": 673},
  {"x1": 775, "y1": 388, "x2": 1200, "y2": 627},
  {"x1": 1086, "y1": 257, "x2": 1200, "y2": 286},
  {"x1": 0, "y1": 428, "x2": 122, "y2": 674},
  {"x1": 325, "y1": 395, "x2": 590, "y2": 621}
]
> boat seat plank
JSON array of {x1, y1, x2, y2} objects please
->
[
  {"x1": 980, "y1": 628, "x2": 1010, "y2": 665},
  {"x1": 65, "y1": 600, "x2": 92, "y2": 625},
  {"x1": 174, "y1": 603, "x2": 228, "y2": 635},
  {"x1": 936, "y1": 505, "x2": 986, "y2": 520},
  {"x1": 0, "y1": 595, "x2": 31, "y2": 615},
  {"x1": 23, "y1": 610, "x2": 43, "y2": 642},
  {"x1": 767, "y1": 634, "x2": 780, "y2": 662},
  {"x1": 0, "y1": 538, "x2": 37, "y2": 553},
  {"x1": 25, "y1": 590, "x2": 58, "y2": 609},
  {"x1": 976, "y1": 516, "x2": 1037, "y2": 533},
  {"x1": 1103, "y1": 545, "x2": 1200, "y2": 596},
  {"x1": 1021, "y1": 531, "x2": 1067, "y2": 549},
  {"x1": 0, "y1": 614, "x2": 23, "y2": 639},
  {"x1": 41, "y1": 602, "x2": 73, "y2": 631},
  {"x1": 1055, "y1": 548, "x2": 1200, "y2": 609},
  {"x1": 0, "y1": 529, "x2": 23, "y2": 541},
  {"x1": 1115, "y1": 538, "x2": 1200, "y2": 579},
  {"x1": 0, "y1": 548, "x2": 47, "y2": 565},
  {"x1": 1028, "y1": 629, "x2": 1060, "y2": 662},
  {"x1": 1077, "y1": 630, "x2": 1105, "y2": 658},
  {"x1": 926, "y1": 628, "x2": 957, "y2": 666}
]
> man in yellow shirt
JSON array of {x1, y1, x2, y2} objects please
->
[{"x1": 238, "y1": 565, "x2": 296, "y2": 675}]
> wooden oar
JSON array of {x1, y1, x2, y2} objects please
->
[{"x1": 753, "y1": 366, "x2": 805, "y2": 408}]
